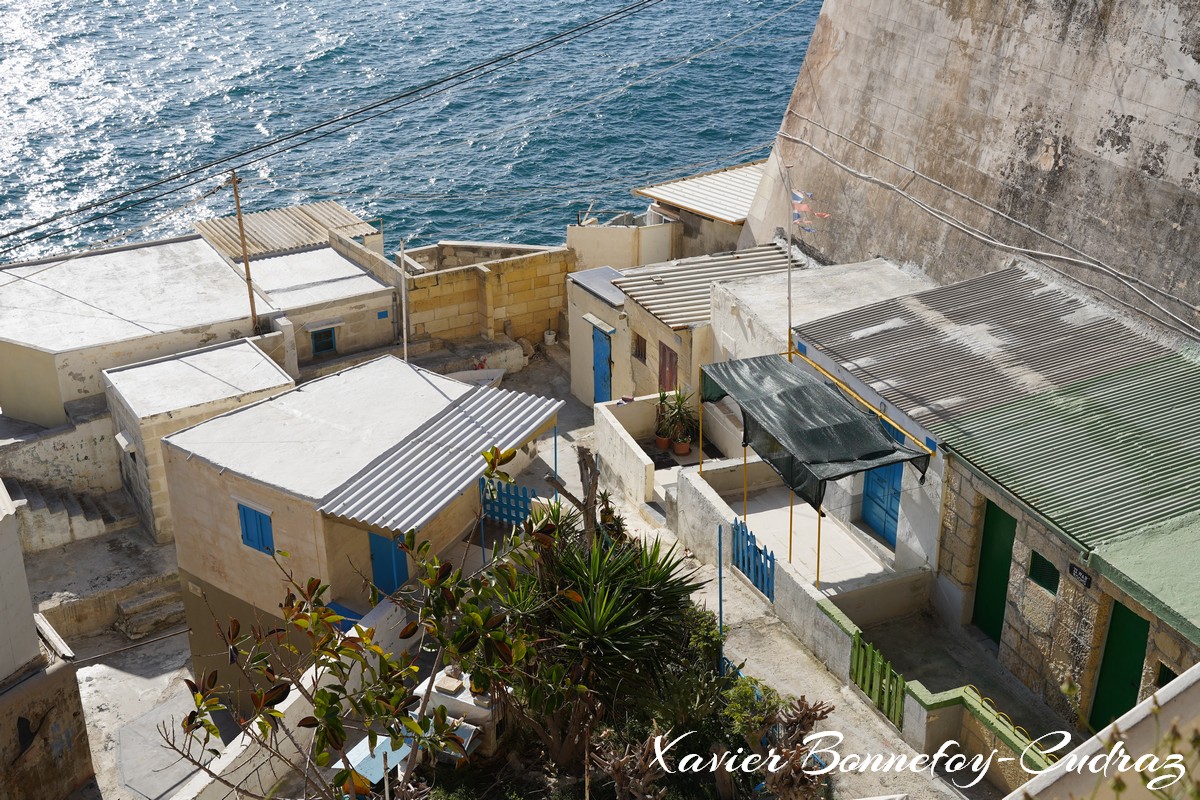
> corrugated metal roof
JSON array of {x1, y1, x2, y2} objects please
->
[
  {"x1": 795, "y1": 266, "x2": 1200, "y2": 548},
  {"x1": 614, "y1": 244, "x2": 792, "y2": 329},
  {"x1": 194, "y1": 201, "x2": 377, "y2": 262},
  {"x1": 320, "y1": 385, "x2": 562, "y2": 533},
  {"x1": 634, "y1": 160, "x2": 765, "y2": 224}
]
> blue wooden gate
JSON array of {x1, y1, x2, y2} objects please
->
[
  {"x1": 592, "y1": 327, "x2": 612, "y2": 403},
  {"x1": 480, "y1": 478, "x2": 538, "y2": 526},
  {"x1": 731, "y1": 517, "x2": 775, "y2": 602}
]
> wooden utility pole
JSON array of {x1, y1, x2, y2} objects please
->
[{"x1": 229, "y1": 169, "x2": 259, "y2": 334}]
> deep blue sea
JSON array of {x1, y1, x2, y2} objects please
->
[{"x1": 0, "y1": 0, "x2": 816, "y2": 259}]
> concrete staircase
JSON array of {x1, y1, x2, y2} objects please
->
[
  {"x1": 2, "y1": 477, "x2": 138, "y2": 553},
  {"x1": 114, "y1": 585, "x2": 185, "y2": 640}
]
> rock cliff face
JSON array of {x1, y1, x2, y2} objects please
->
[{"x1": 745, "y1": 0, "x2": 1200, "y2": 332}]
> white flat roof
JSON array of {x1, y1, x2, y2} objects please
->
[
  {"x1": 240, "y1": 248, "x2": 388, "y2": 310},
  {"x1": 0, "y1": 236, "x2": 389, "y2": 354},
  {"x1": 164, "y1": 357, "x2": 472, "y2": 501},
  {"x1": 717, "y1": 258, "x2": 936, "y2": 329},
  {"x1": 103, "y1": 340, "x2": 294, "y2": 419},
  {"x1": 0, "y1": 237, "x2": 252, "y2": 353}
]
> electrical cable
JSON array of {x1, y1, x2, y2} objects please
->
[
  {"x1": 0, "y1": 0, "x2": 670, "y2": 252},
  {"x1": 244, "y1": 140, "x2": 772, "y2": 202},
  {"x1": 235, "y1": 0, "x2": 810, "y2": 190},
  {"x1": 776, "y1": 129, "x2": 1200, "y2": 339},
  {"x1": 784, "y1": 110, "x2": 1200, "y2": 314}
]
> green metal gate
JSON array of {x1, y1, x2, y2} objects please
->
[{"x1": 851, "y1": 632, "x2": 906, "y2": 728}]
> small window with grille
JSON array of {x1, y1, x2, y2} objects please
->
[
  {"x1": 632, "y1": 333, "x2": 647, "y2": 363},
  {"x1": 1028, "y1": 550, "x2": 1059, "y2": 595}
]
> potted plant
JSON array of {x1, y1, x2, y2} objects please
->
[
  {"x1": 665, "y1": 387, "x2": 698, "y2": 455},
  {"x1": 654, "y1": 391, "x2": 672, "y2": 450}
]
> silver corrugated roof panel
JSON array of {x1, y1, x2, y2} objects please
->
[
  {"x1": 320, "y1": 385, "x2": 562, "y2": 533},
  {"x1": 194, "y1": 201, "x2": 377, "y2": 262},
  {"x1": 614, "y1": 244, "x2": 792, "y2": 329},
  {"x1": 634, "y1": 161, "x2": 765, "y2": 224},
  {"x1": 795, "y1": 266, "x2": 1200, "y2": 547}
]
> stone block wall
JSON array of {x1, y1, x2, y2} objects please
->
[
  {"x1": 405, "y1": 244, "x2": 575, "y2": 345},
  {"x1": 288, "y1": 294, "x2": 396, "y2": 364},
  {"x1": 938, "y1": 456, "x2": 1200, "y2": 726}
]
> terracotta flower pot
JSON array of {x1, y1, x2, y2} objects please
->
[
  {"x1": 655, "y1": 435, "x2": 671, "y2": 451},
  {"x1": 672, "y1": 440, "x2": 691, "y2": 456}
]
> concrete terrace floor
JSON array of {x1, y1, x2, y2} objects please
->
[
  {"x1": 864, "y1": 611, "x2": 1080, "y2": 745},
  {"x1": 69, "y1": 628, "x2": 195, "y2": 800},
  {"x1": 722, "y1": 482, "x2": 892, "y2": 592}
]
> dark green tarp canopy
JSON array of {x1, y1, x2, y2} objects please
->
[{"x1": 700, "y1": 355, "x2": 930, "y2": 511}]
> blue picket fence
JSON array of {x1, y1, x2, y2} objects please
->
[
  {"x1": 732, "y1": 517, "x2": 775, "y2": 602},
  {"x1": 479, "y1": 478, "x2": 538, "y2": 526}
]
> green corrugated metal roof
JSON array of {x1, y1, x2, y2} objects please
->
[{"x1": 930, "y1": 353, "x2": 1200, "y2": 548}]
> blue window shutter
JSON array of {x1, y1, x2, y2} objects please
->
[
  {"x1": 258, "y1": 512, "x2": 274, "y2": 554},
  {"x1": 239, "y1": 504, "x2": 257, "y2": 549},
  {"x1": 238, "y1": 503, "x2": 273, "y2": 554}
]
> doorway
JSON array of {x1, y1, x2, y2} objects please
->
[
  {"x1": 972, "y1": 501, "x2": 1016, "y2": 644},
  {"x1": 1089, "y1": 600, "x2": 1150, "y2": 729}
]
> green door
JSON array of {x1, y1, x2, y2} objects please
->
[
  {"x1": 972, "y1": 501, "x2": 1016, "y2": 644},
  {"x1": 1089, "y1": 600, "x2": 1149, "y2": 729}
]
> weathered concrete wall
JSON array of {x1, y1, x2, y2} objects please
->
[
  {"x1": 107, "y1": 379, "x2": 293, "y2": 545},
  {"x1": 0, "y1": 658, "x2": 94, "y2": 800},
  {"x1": 0, "y1": 484, "x2": 40, "y2": 681},
  {"x1": 625, "y1": 299, "x2": 698, "y2": 397},
  {"x1": 0, "y1": 340, "x2": 63, "y2": 428},
  {"x1": 0, "y1": 412, "x2": 120, "y2": 495},
  {"x1": 594, "y1": 398, "x2": 655, "y2": 506},
  {"x1": 53, "y1": 321, "x2": 252, "y2": 404},
  {"x1": 674, "y1": 208, "x2": 743, "y2": 259},
  {"x1": 749, "y1": 0, "x2": 1200, "y2": 329},
  {"x1": 566, "y1": 281, "x2": 632, "y2": 405},
  {"x1": 287, "y1": 293, "x2": 396, "y2": 365},
  {"x1": 164, "y1": 444, "x2": 326, "y2": 619},
  {"x1": 938, "y1": 456, "x2": 1200, "y2": 726},
  {"x1": 566, "y1": 219, "x2": 677, "y2": 270},
  {"x1": 830, "y1": 567, "x2": 931, "y2": 628}
]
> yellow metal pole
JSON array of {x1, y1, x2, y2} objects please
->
[
  {"x1": 698, "y1": 398, "x2": 704, "y2": 475},
  {"x1": 815, "y1": 507, "x2": 823, "y2": 590},
  {"x1": 742, "y1": 445, "x2": 748, "y2": 520},
  {"x1": 788, "y1": 490, "x2": 794, "y2": 564},
  {"x1": 788, "y1": 349, "x2": 934, "y2": 455}
]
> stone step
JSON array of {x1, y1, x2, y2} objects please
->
[
  {"x1": 115, "y1": 595, "x2": 186, "y2": 640},
  {"x1": 43, "y1": 489, "x2": 66, "y2": 515},
  {"x1": 2, "y1": 477, "x2": 26, "y2": 506},
  {"x1": 97, "y1": 491, "x2": 140, "y2": 533},
  {"x1": 22, "y1": 482, "x2": 47, "y2": 513},
  {"x1": 79, "y1": 495, "x2": 104, "y2": 522},
  {"x1": 116, "y1": 586, "x2": 181, "y2": 620}
]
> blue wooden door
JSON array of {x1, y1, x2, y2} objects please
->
[
  {"x1": 862, "y1": 422, "x2": 904, "y2": 547},
  {"x1": 592, "y1": 327, "x2": 612, "y2": 403},
  {"x1": 369, "y1": 532, "x2": 408, "y2": 596}
]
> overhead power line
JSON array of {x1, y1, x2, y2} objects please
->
[{"x1": 0, "y1": 0, "x2": 670, "y2": 255}]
